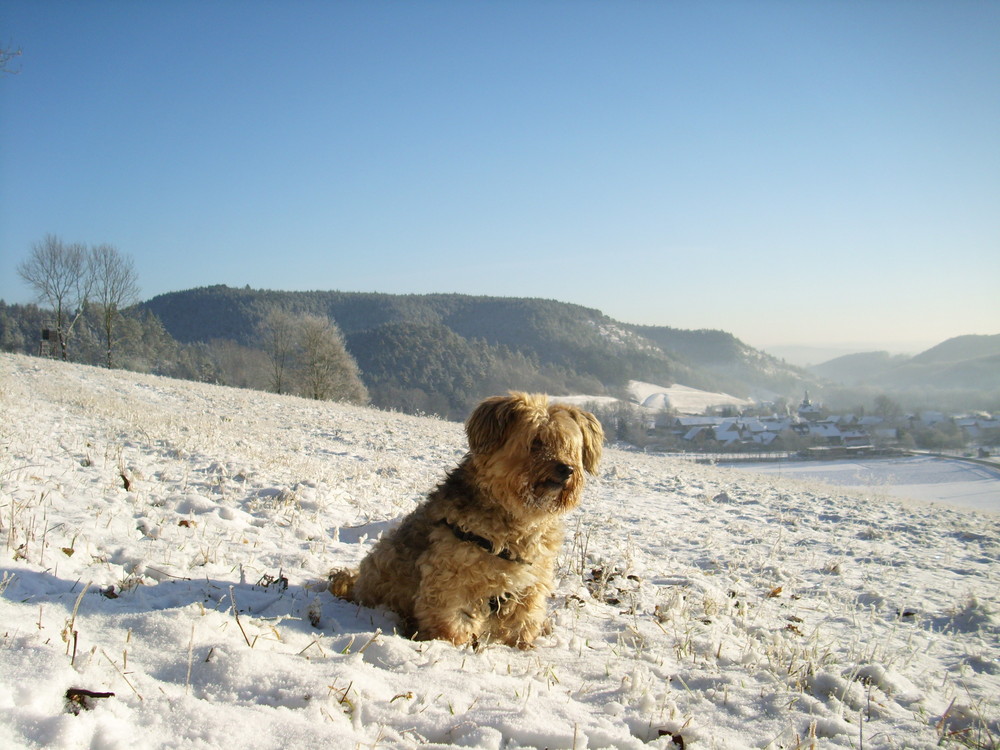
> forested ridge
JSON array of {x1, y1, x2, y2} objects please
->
[{"x1": 135, "y1": 285, "x2": 808, "y2": 417}]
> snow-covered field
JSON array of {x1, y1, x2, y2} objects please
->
[
  {"x1": 554, "y1": 382, "x2": 752, "y2": 420},
  {"x1": 555, "y1": 382, "x2": 751, "y2": 416},
  {"x1": 724, "y1": 457, "x2": 1000, "y2": 515},
  {"x1": 1, "y1": 353, "x2": 998, "y2": 750},
  {"x1": 628, "y1": 382, "x2": 751, "y2": 415}
]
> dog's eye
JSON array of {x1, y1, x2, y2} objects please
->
[{"x1": 531, "y1": 438, "x2": 545, "y2": 453}]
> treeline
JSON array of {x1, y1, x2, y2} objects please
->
[
  {"x1": 7, "y1": 238, "x2": 369, "y2": 406},
  {"x1": 1, "y1": 299, "x2": 222, "y2": 380},
  {"x1": 0, "y1": 301, "x2": 371, "y2": 405},
  {"x1": 15, "y1": 235, "x2": 141, "y2": 367}
]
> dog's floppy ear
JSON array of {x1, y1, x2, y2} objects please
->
[
  {"x1": 465, "y1": 394, "x2": 523, "y2": 456},
  {"x1": 573, "y1": 409, "x2": 604, "y2": 475}
]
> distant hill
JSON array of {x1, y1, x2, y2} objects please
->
[
  {"x1": 909, "y1": 334, "x2": 1000, "y2": 365},
  {"x1": 810, "y1": 351, "x2": 907, "y2": 385},
  {"x1": 887, "y1": 353, "x2": 1000, "y2": 391},
  {"x1": 811, "y1": 334, "x2": 1000, "y2": 395},
  {"x1": 140, "y1": 286, "x2": 811, "y2": 418},
  {"x1": 763, "y1": 344, "x2": 874, "y2": 368},
  {"x1": 630, "y1": 325, "x2": 806, "y2": 398}
]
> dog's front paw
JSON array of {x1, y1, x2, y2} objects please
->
[
  {"x1": 327, "y1": 569, "x2": 357, "y2": 599},
  {"x1": 416, "y1": 620, "x2": 476, "y2": 647},
  {"x1": 413, "y1": 602, "x2": 482, "y2": 647}
]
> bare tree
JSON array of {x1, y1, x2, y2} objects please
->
[
  {"x1": 17, "y1": 235, "x2": 93, "y2": 360},
  {"x1": 1, "y1": 42, "x2": 22, "y2": 75},
  {"x1": 873, "y1": 394, "x2": 903, "y2": 422},
  {"x1": 257, "y1": 307, "x2": 298, "y2": 394},
  {"x1": 89, "y1": 244, "x2": 140, "y2": 368},
  {"x1": 295, "y1": 314, "x2": 368, "y2": 403}
]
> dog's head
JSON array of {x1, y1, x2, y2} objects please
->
[{"x1": 465, "y1": 392, "x2": 603, "y2": 514}]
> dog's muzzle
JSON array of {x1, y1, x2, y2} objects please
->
[
  {"x1": 538, "y1": 463, "x2": 575, "y2": 494},
  {"x1": 554, "y1": 463, "x2": 574, "y2": 482}
]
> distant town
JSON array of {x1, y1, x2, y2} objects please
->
[{"x1": 609, "y1": 391, "x2": 999, "y2": 460}]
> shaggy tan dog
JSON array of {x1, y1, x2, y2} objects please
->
[{"x1": 329, "y1": 392, "x2": 603, "y2": 648}]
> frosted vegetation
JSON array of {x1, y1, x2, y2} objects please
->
[{"x1": 1, "y1": 353, "x2": 997, "y2": 749}]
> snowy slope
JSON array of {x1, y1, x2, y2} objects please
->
[
  {"x1": 628, "y1": 381, "x2": 751, "y2": 414},
  {"x1": 1, "y1": 353, "x2": 998, "y2": 749},
  {"x1": 553, "y1": 382, "x2": 751, "y2": 416}
]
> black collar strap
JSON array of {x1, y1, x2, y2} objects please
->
[{"x1": 438, "y1": 519, "x2": 530, "y2": 565}]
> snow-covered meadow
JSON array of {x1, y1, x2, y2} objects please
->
[
  {"x1": 1, "y1": 353, "x2": 998, "y2": 749},
  {"x1": 726, "y1": 457, "x2": 1000, "y2": 514}
]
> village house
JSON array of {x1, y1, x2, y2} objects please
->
[
  {"x1": 666, "y1": 392, "x2": 878, "y2": 450},
  {"x1": 957, "y1": 416, "x2": 1000, "y2": 440}
]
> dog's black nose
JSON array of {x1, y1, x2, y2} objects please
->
[{"x1": 554, "y1": 463, "x2": 574, "y2": 481}]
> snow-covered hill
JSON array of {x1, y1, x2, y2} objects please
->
[
  {"x1": 628, "y1": 381, "x2": 751, "y2": 414},
  {"x1": 1, "y1": 354, "x2": 997, "y2": 749},
  {"x1": 553, "y1": 381, "x2": 751, "y2": 416}
]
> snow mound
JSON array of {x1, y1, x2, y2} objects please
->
[
  {"x1": 628, "y1": 380, "x2": 751, "y2": 414},
  {"x1": 1, "y1": 353, "x2": 998, "y2": 749}
]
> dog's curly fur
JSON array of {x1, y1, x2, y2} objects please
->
[{"x1": 329, "y1": 392, "x2": 603, "y2": 648}]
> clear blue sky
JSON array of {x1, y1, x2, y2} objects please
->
[{"x1": 2, "y1": 0, "x2": 998, "y2": 354}]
